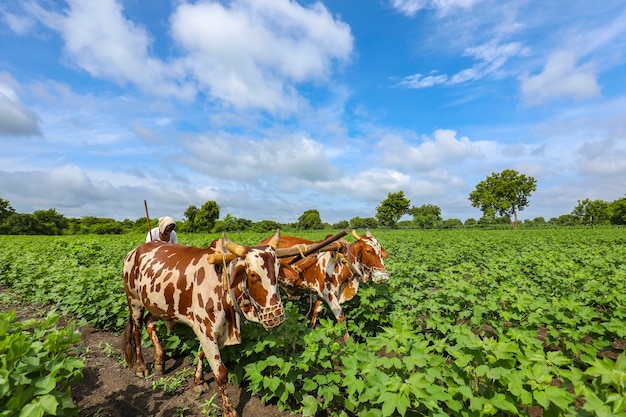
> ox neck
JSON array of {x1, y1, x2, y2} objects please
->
[{"x1": 347, "y1": 242, "x2": 365, "y2": 279}]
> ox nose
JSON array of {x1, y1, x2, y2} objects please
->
[{"x1": 371, "y1": 270, "x2": 389, "y2": 284}]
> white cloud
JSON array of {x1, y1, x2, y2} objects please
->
[
  {"x1": 1, "y1": 10, "x2": 36, "y2": 34},
  {"x1": 576, "y1": 138, "x2": 626, "y2": 176},
  {"x1": 27, "y1": 0, "x2": 193, "y2": 100},
  {"x1": 170, "y1": 0, "x2": 352, "y2": 112},
  {"x1": 377, "y1": 129, "x2": 482, "y2": 171},
  {"x1": 0, "y1": 76, "x2": 41, "y2": 136},
  {"x1": 390, "y1": 0, "x2": 484, "y2": 17},
  {"x1": 398, "y1": 40, "x2": 528, "y2": 88},
  {"x1": 520, "y1": 50, "x2": 601, "y2": 106},
  {"x1": 181, "y1": 132, "x2": 338, "y2": 182}
]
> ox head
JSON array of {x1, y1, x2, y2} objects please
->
[
  {"x1": 351, "y1": 229, "x2": 389, "y2": 284},
  {"x1": 222, "y1": 230, "x2": 285, "y2": 330}
]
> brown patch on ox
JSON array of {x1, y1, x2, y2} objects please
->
[
  {"x1": 196, "y1": 267, "x2": 205, "y2": 285},
  {"x1": 197, "y1": 293, "x2": 205, "y2": 309},
  {"x1": 341, "y1": 282, "x2": 358, "y2": 302}
]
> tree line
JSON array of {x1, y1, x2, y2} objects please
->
[{"x1": 1, "y1": 169, "x2": 624, "y2": 235}]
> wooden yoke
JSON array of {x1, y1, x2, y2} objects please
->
[{"x1": 283, "y1": 229, "x2": 348, "y2": 264}]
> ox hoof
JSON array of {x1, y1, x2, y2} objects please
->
[
  {"x1": 193, "y1": 382, "x2": 209, "y2": 393},
  {"x1": 135, "y1": 369, "x2": 149, "y2": 378},
  {"x1": 154, "y1": 364, "x2": 164, "y2": 373}
]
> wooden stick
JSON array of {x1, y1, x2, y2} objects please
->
[
  {"x1": 144, "y1": 200, "x2": 152, "y2": 241},
  {"x1": 287, "y1": 229, "x2": 348, "y2": 264}
]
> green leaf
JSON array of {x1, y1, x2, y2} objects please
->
[
  {"x1": 34, "y1": 375, "x2": 56, "y2": 396},
  {"x1": 301, "y1": 394, "x2": 319, "y2": 416}
]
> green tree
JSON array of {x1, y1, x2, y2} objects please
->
[
  {"x1": 468, "y1": 169, "x2": 537, "y2": 229},
  {"x1": 4, "y1": 213, "x2": 43, "y2": 235},
  {"x1": 194, "y1": 201, "x2": 220, "y2": 232},
  {"x1": 252, "y1": 220, "x2": 283, "y2": 233},
  {"x1": 32, "y1": 209, "x2": 68, "y2": 235},
  {"x1": 350, "y1": 216, "x2": 379, "y2": 229},
  {"x1": 409, "y1": 204, "x2": 442, "y2": 229},
  {"x1": 609, "y1": 197, "x2": 626, "y2": 225},
  {"x1": 297, "y1": 209, "x2": 323, "y2": 230},
  {"x1": 549, "y1": 214, "x2": 578, "y2": 226},
  {"x1": 441, "y1": 218, "x2": 463, "y2": 229},
  {"x1": 0, "y1": 198, "x2": 16, "y2": 234},
  {"x1": 376, "y1": 191, "x2": 410, "y2": 229},
  {"x1": 182, "y1": 205, "x2": 200, "y2": 232},
  {"x1": 572, "y1": 198, "x2": 610, "y2": 227},
  {"x1": 332, "y1": 220, "x2": 349, "y2": 229}
]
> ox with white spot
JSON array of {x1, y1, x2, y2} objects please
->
[{"x1": 122, "y1": 230, "x2": 285, "y2": 417}]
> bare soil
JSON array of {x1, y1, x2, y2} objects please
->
[{"x1": 2, "y1": 293, "x2": 300, "y2": 417}]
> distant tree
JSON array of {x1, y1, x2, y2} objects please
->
[
  {"x1": 181, "y1": 205, "x2": 200, "y2": 232},
  {"x1": 4, "y1": 213, "x2": 43, "y2": 235},
  {"x1": 464, "y1": 218, "x2": 477, "y2": 227},
  {"x1": 92, "y1": 222, "x2": 123, "y2": 234},
  {"x1": 572, "y1": 199, "x2": 610, "y2": 227},
  {"x1": 0, "y1": 198, "x2": 16, "y2": 234},
  {"x1": 469, "y1": 169, "x2": 537, "y2": 229},
  {"x1": 252, "y1": 220, "x2": 283, "y2": 233},
  {"x1": 350, "y1": 216, "x2": 379, "y2": 230},
  {"x1": 409, "y1": 204, "x2": 442, "y2": 229},
  {"x1": 376, "y1": 191, "x2": 410, "y2": 229},
  {"x1": 214, "y1": 214, "x2": 253, "y2": 232},
  {"x1": 441, "y1": 218, "x2": 463, "y2": 229},
  {"x1": 609, "y1": 197, "x2": 626, "y2": 225},
  {"x1": 549, "y1": 214, "x2": 578, "y2": 226},
  {"x1": 33, "y1": 209, "x2": 68, "y2": 235},
  {"x1": 0, "y1": 198, "x2": 15, "y2": 222},
  {"x1": 332, "y1": 220, "x2": 349, "y2": 229},
  {"x1": 298, "y1": 209, "x2": 323, "y2": 230},
  {"x1": 397, "y1": 220, "x2": 414, "y2": 229},
  {"x1": 194, "y1": 201, "x2": 220, "y2": 232}
]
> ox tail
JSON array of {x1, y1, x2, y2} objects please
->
[{"x1": 122, "y1": 314, "x2": 137, "y2": 368}]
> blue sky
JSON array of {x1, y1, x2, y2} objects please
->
[{"x1": 1, "y1": 0, "x2": 625, "y2": 224}]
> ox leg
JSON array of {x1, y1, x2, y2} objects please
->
[
  {"x1": 309, "y1": 299, "x2": 324, "y2": 327},
  {"x1": 145, "y1": 314, "x2": 165, "y2": 373},
  {"x1": 192, "y1": 350, "x2": 210, "y2": 393},
  {"x1": 198, "y1": 338, "x2": 237, "y2": 417},
  {"x1": 129, "y1": 306, "x2": 149, "y2": 378}
]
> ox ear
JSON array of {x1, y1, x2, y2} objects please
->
[
  {"x1": 381, "y1": 248, "x2": 389, "y2": 259},
  {"x1": 351, "y1": 229, "x2": 362, "y2": 241},
  {"x1": 265, "y1": 229, "x2": 280, "y2": 249},
  {"x1": 222, "y1": 233, "x2": 247, "y2": 257},
  {"x1": 279, "y1": 263, "x2": 300, "y2": 283}
]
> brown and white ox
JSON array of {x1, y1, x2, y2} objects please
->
[
  {"x1": 260, "y1": 229, "x2": 389, "y2": 341},
  {"x1": 122, "y1": 230, "x2": 285, "y2": 417}
]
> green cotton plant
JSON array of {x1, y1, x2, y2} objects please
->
[
  {"x1": 0, "y1": 311, "x2": 84, "y2": 417},
  {"x1": 577, "y1": 353, "x2": 626, "y2": 416},
  {"x1": 2, "y1": 230, "x2": 626, "y2": 416}
]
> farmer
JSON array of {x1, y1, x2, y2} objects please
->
[{"x1": 146, "y1": 216, "x2": 178, "y2": 243}]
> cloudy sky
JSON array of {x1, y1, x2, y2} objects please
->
[{"x1": 2, "y1": 0, "x2": 625, "y2": 224}]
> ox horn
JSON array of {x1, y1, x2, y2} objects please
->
[
  {"x1": 222, "y1": 233, "x2": 247, "y2": 257},
  {"x1": 206, "y1": 252, "x2": 237, "y2": 264},
  {"x1": 266, "y1": 229, "x2": 280, "y2": 249},
  {"x1": 352, "y1": 229, "x2": 362, "y2": 241}
]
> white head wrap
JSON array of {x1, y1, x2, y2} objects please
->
[{"x1": 158, "y1": 216, "x2": 176, "y2": 234}]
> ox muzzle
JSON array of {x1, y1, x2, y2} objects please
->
[
  {"x1": 257, "y1": 302, "x2": 285, "y2": 330},
  {"x1": 370, "y1": 268, "x2": 389, "y2": 284}
]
